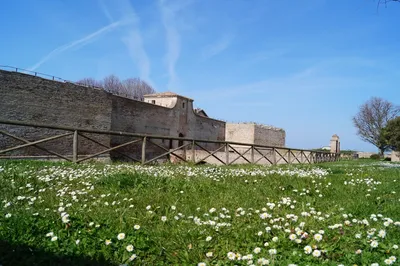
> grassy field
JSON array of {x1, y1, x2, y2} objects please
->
[{"x1": 0, "y1": 160, "x2": 399, "y2": 266}]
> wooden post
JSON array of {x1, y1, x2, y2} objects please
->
[
  {"x1": 141, "y1": 136, "x2": 146, "y2": 164},
  {"x1": 191, "y1": 140, "x2": 195, "y2": 163},
  {"x1": 300, "y1": 151, "x2": 304, "y2": 163},
  {"x1": 272, "y1": 148, "x2": 277, "y2": 165},
  {"x1": 225, "y1": 143, "x2": 229, "y2": 165},
  {"x1": 72, "y1": 130, "x2": 78, "y2": 163},
  {"x1": 251, "y1": 145, "x2": 254, "y2": 164},
  {"x1": 288, "y1": 149, "x2": 291, "y2": 164}
]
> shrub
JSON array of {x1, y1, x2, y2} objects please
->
[{"x1": 370, "y1": 154, "x2": 381, "y2": 160}]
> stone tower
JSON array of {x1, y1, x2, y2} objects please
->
[{"x1": 330, "y1": 134, "x2": 340, "y2": 153}]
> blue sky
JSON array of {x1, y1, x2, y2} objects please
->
[{"x1": 1, "y1": 0, "x2": 399, "y2": 152}]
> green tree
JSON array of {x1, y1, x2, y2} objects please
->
[
  {"x1": 383, "y1": 116, "x2": 400, "y2": 151},
  {"x1": 352, "y1": 97, "x2": 400, "y2": 156}
]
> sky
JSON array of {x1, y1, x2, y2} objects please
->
[{"x1": 1, "y1": 0, "x2": 399, "y2": 152}]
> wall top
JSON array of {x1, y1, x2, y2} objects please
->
[{"x1": 143, "y1": 91, "x2": 194, "y2": 101}]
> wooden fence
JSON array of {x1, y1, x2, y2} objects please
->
[{"x1": 0, "y1": 119, "x2": 340, "y2": 165}]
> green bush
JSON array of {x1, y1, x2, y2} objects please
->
[{"x1": 370, "y1": 154, "x2": 381, "y2": 160}]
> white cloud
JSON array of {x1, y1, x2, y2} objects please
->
[
  {"x1": 159, "y1": 0, "x2": 182, "y2": 90},
  {"x1": 100, "y1": 0, "x2": 153, "y2": 85},
  {"x1": 202, "y1": 34, "x2": 234, "y2": 60},
  {"x1": 29, "y1": 20, "x2": 124, "y2": 71}
]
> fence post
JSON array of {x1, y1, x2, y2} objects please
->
[
  {"x1": 301, "y1": 151, "x2": 304, "y2": 163},
  {"x1": 191, "y1": 140, "x2": 195, "y2": 163},
  {"x1": 251, "y1": 145, "x2": 254, "y2": 164},
  {"x1": 225, "y1": 143, "x2": 229, "y2": 165},
  {"x1": 288, "y1": 149, "x2": 291, "y2": 164},
  {"x1": 141, "y1": 136, "x2": 146, "y2": 164},
  {"x1": 272, "y1": 148, "x2": 277, "y2": 165},
  {"x1": 72, "y1": 130, "x2": 78, "y2": 163}
]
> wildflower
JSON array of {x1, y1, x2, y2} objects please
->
[
  {"x1": 105, "y1": 239, "x2": 112, "y2": 245},
  {"x1": 268, "y1": 249, "x2": 277, "y2": 255},
  {"x1": 355, "y1": 233, "x2": 362, "y2": 239},
  {"x1": 46, "y1": 232, "x2": 54, "y2": 237},
  {"x1": 5, "y1": 213, "x2": 11, "y2": 218},
  {"x1": 371, "y1": 240, "x2": 379, "y2": 248},
  {"x1": 264, "y1": 242, "x2": 269, "y2": 247},
  {"x1": 51, "y1": 236, "x2": 58, "y2": 241},
  {"x1": 62, "y1": 215, "x2": 70, "y2": 223},
  {"x1": 129, "y1": 254, "x2": 137, "y2": 261},
  {"x1": 371, "y1": 263, "x2": 379, "y2": 266},
  {"x1": 227, "y1": 252, "x2": 236, "y2": 260},
  {"x1": 355, "y1": 249, "x2": 362, "y2": 254},
  {"x1": 258, "y1": 231, "x2": 263, "y2": 236},
  {"x1": 75, "y1": 239, "x2": 80, "y2": 245},
  {"x1": 272, "y1": 236, "x2": 278, "y2": 242},
  {"x1": 198, "y1": 263, "x2": 206, "y2": 266},
  {"x1": 254, "y1": 247, "x2": 261, "y2": 254},
  {"x1": 312, "y1": 249, "x2": 321, "y2": 257},
  {"x1": 304, "y1": 245, "x2": 312, "y2": 254},
  {"x1": 314, "y1": 234, "x2": 323, "y2": 242},
  {"x1": 378, "y1": 230, "x2": 386, "y2": 238},
  {"x1": 161, "y1": 216, "x2": 167, "y2": 222},
  {"x1": 126, "y1": 244, "x2": 134, "y2": 252},
  {"x1": 206, "y1": 236, "x2": 212, "y2": 242},
  {"x1": 146, "y1": 205, "x2": 151, "y2": 210},
  {"x1": 171, "y1": 205, "x2": 176, "y2": 210},
  {"x1": 117, "y1": 233, "x2": 125, "y2": 240},
  {"x1": 289, "y1": 234, "x2": 297, "y2": 241},
  {"x1": 257, "y1": 258, "x2": 270, "y2": 265},
  {"x1": 206, "y1": 251, "x2": 213, "y2": 257},
  {"x1": 393, "y1": 245, "x2": 399, "y2": 249},
  {"x1": 134, "y1": 224, "x2": 140, "y2": 230},
  {"x1": 384, "y1": 259, "x2": 393, "y2": 265}
]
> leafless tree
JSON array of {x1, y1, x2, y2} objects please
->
[
  {"x1": 76, "y1": 78, "x2": 103, "y2": 88},
  {"x1": 103, "y1": 75, "x2": 124, "y2": 94},
  {"x1": 352, "y1": 97, "x2": 400, "y2": 155},
  {"x1": 77, "y1": 75, "x2": 155, "y2": 101},
  {"x1": 122, "y1": 78, "x2": 155, "y2": 100}
]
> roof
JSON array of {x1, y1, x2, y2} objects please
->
[
  {"x1": 143, "y1": 91, "x2": 193, "y2": 101},
  {"x1": 194, "y1": 108, "x2": 208, "y2": 117}
]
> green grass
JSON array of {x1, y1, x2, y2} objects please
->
[{"x1": 0, "y1": 160, "x2": 399, "y2": 265}]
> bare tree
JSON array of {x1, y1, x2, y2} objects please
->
[
  {"x1": 76, "y1": 75, "x2": 155, "y2": 101},
  {"x1": 353, "y1": 97, "x2": 400, "y2": 155},
  {"x1": 76, "y1": 78, "x2": 103, "y2": 88},
  {"x1": 103, "y1": 75, "x2": 123, "y2": 94},
  {"x1": 122, "y1": 78, "x2": 155, "y2": 100}
]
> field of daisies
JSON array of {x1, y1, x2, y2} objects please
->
[{"x1": 0, "y1": 160, "x2": 399, "y2": 266}]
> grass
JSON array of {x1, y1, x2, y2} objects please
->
[{"x1": 0, "y1": 160, "x2": 399, "y2": 265}]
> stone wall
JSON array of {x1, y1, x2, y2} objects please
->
[
  {"x1": 226, "y1": 123, "x2": 285, "y2": 147},
  {"x1": 391, "y1": 151, "x2": 400, "y2": 162},
  {"x1": 0, "y1": 70, "x2": 112, "y2": 157},
  {"x1": 0, "y1": 70, "x2": 226, "y2": 160}
]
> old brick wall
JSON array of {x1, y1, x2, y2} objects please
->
[
  {"x1": 226, "y1": 123, "x2": 285, "y2": 147},
  {"x1": 0, "y1": 70, "x2": 231, "y2": 162},
  {"x1": 254, "y1": 125, "x2": 285, "y2": 147},
  {"x1": 0, "y1": 70, "x2": 112, "y2": 157}
]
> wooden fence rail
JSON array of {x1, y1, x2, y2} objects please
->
[{"x1": 0, "y1": 119, "x2": 340, "y2": 165}]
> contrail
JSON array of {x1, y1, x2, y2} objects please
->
[{"x1": 29, "y1": 20, "x2": 123, "y2": 71}]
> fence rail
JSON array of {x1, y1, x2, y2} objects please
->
[{"x1": 0, "y1": 119, "x2": 340, "y2": 165}]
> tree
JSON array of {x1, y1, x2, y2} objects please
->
[
  {"x1": 352, "y1": 97, "x2": 400, "y2": 155},
  {"x1": 76, "y1": 78, "x2": 102, "y2": 88},
  {"x1": 383, "y1": 116, "x2": 400, "y2": 151},
  {"x1": 76, "y1": 75, "x2": 155, "y2": 101}
]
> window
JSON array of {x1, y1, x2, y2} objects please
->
[
  {"x1": 152, "y1": 100, "x2": 156, "y2": 104},
  {"x1": 182, "y1": 102, "x2": 185, "y2": 108}
]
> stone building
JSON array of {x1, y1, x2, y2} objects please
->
[
  {"x1": 226, "y1": 123, "x2": 285, "y2": 147},
  {"x1": 0, "y1": 69, "x2": 287, "y2": 161}
]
